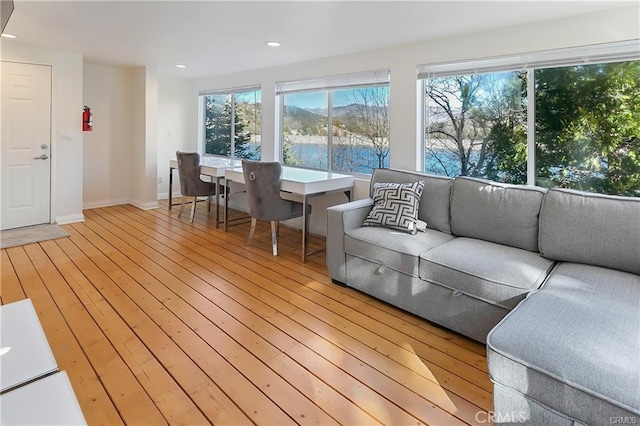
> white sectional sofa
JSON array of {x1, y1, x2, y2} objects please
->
[{"x1": 326, "y1": 168, "x2": 640, "y2": 425}]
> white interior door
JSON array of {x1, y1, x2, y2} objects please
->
[{"x1": 1, "y1": 62, "x2": 52, "y2": 230}]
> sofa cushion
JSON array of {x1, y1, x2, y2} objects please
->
[
  {"x1": 362, "y1": 181, "x2": 424, "y2": 234},
  {"x1": 487, "y1": 263, "x2": 640, "y2": 423},
  {"x1": 371, "y1": 168, "x2": 453, "y2": 234},
  {"x1": 345, "y1": 226, "x2": 454, "y2": 277},
  {"x1": 539, "y1": 188, "x2": 640, "y2": 275},
  {"x1": 419, "y1": 238, "x2": 555, "y2": 309},
  {"x1": 450, "y1": 177, "x2": 546, "y2": 252}
]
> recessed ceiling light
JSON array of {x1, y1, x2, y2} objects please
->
[
  {"x1": 266, "y1": 41, "x2": 281, "y2": 47},
  {"x1": 175, "y1": 64, "x2": 187, "y2": 69},
  {"x1": 1, "y1": 33, "x2": 16, "y2": 39}
]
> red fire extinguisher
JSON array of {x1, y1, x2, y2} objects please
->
[{"x1": 83, "y1": 106, "x2": 93, "y2": 131}]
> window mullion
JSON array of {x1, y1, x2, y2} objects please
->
[
  {"x1": 327, "y1": 91, "x2": 333, "y2": 172},
  {"x1": 198, "y1": 95, "x2": 205, "y2": 156},
  {"x1": 230, "y1": 94, "x2": 236, "y2": 158},
  {"x1": 526, "y1": 69, "x2": 536, "y2": 186},
  {"x1": 420, "y1": 79, "x2": 427, "y2": 172}
]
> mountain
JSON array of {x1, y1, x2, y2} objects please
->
[
  {"x1": 303, "y1": 104, "x2": 379, "y2": 118},
  {"x1": 305, "y1": 107, "x2": 328, "y2": 117},
  {"x1": 283, "y1": 105, "x2": 326, "y2": 134},
  {"x1": 283, "y1": 103, "x2": 388, "y2": 136}
]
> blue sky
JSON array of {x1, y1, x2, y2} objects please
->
[{"x1": 285, "y1": 87, "x2": 389, "y2": 110}]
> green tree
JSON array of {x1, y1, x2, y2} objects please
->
[
  {"x1": 204, "y1": 96, "x2": 255, "y2": 158},
  {"x1": 480, "y1": 72, "x2": 528, "y2": 184},
  {"x1": 535, "y1": 61, "x2": 640, "y2": 196},
  {"x1": 282, "y1": 136, "x2": 302, "y2": 166}
]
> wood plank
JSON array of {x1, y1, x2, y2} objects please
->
[
  {"x1": 69, "y1": 220, "x2": 341, "y2": 425},
  {"x1": 38, "y1": 240, "x2": 210, "y2": 425},
  {"x1": 81, "y1": 210, "x2": 382, "y2": 425},
  {"x1": 22, "y1": 243, "x2": 168, "y2": 425},
  {"x1": 87, "y1": 206, "x2": 489, "y2": 421},
  {"x1": 1, "y1": 249, "x2": 25, "y2": 304},
  {"x1": 52, "y1": 235, "x2": 259, "y2": 425}
]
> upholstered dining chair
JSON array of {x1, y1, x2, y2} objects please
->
[
  {"x1": 175, "y1": 151, "x2": 218, "y2": 223},
  {"x1": 242, "y1": 160, "x2": 311, "y2": 256}
]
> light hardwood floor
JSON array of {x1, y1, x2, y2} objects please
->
[{"x1": 1, "y1": 201, "x2": 492, "y2": 425}]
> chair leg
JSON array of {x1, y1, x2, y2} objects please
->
[
  {"x1": 189, "y1": 196, "x2": 197, "y2": 222},
  {"x1": 271, "y1": 221, "x2": 278, "y2": 256},
  {"x1": 247, "y1": 217, "x2": 257, "y2": 245},
  {"x1": 178, "y1": 197, "x2": 186, "y2": 218}
]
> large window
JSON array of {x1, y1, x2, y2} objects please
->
[
  {"x1": 200, "y1": 87, "x2": 261, "y2": 160},
  {"x1": 420, "y1": 42, "x2": 640, "y2": 196},
  {"x1": 278, "y1": 70, "x2": 390, "y2": 174}
]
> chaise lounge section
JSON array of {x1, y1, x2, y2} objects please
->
[
  {"x1": 326, "y1": 168, "x2": 640, "y2": 424},
  {"x1": 487, "y1": 188, "x2": 640, "y2": 424}
]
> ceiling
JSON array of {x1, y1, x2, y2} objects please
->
[{"x1": 2, "y1": 0, "x2": 636, "y2": 78}]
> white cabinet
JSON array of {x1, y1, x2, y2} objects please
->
[
  {"x1": 0, "y1": 299, "x2": 58, "y2": 392},
  {"x1": 0, "y1": 299, "x2": 86, "y2": 425},
  {"x1": 0, "y1": 371, "x2": 86, "y2": 425}
]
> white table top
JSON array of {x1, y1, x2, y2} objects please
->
[
  {"x1": 225, "y1": 166, "x2": 354, "y2": 196},
  {"x1": 0, "y1": 299, "x2": 58, "y2": 393},
  {"x1": 0, "y1": 371, "x2": 86, "y2": 425},
  {"x1": 170, "y1": 156, "x2": 243, "y2": 178}
]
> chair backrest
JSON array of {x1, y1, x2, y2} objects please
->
[
  {"x1": 176, "y1": 151, "x2": 201, "y2": 196},
  {"x1": 242, "y1": 160, "x2": 286, "y2": 220}
]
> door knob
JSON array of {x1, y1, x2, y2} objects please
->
[
  {"x1": 34, "y1": 154, "x2": 49, "y2": 160},
  {"x1": 41, "y1": 144, "x2": 48, "y2": 149}
]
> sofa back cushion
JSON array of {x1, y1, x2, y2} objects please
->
[
  {"x1": 539, "y1": 188, "x2": 640, "y2": 275},
  {"x1": 451, "y1": 177, "x2": 546, "y2": 252},
  {"x1": 371, "y1": 168, "x2": 453, "y2": 234}
]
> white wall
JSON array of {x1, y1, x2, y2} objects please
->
[
  {"x1": 84, "y1": 64, "x2": 172, "y2": 210},
  {"x1": 156, "y1": 73, "x2": 197, "y2": 199},
  {"x1": 130, "y1": 66, "x2": 159, "y2": 210},
  {"x1": 1, "y1": 41, "x2": 84, "y2": 224},
  {"x1": 82, "y1": 63, "x2": 133, "y2": 208},
  {"x1": 190, "y1": 6, "x2": 640, "y2": 235}
]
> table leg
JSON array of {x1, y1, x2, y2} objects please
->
[
  {"x1": 214, "y1": 177, "x2": 221, "y2": 228},
  {"x1": 224, "y1": 181, "x2": 229, "y2": 232},
  {"x1": 301, "y1": 194, "x2": 309, "y2": 263},
  {"x1": 168, "y1": 166, "x2": 174, "y2": 210}
]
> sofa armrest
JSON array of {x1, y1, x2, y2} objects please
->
[{"x1": 326, "y1": 198, "x2": 374, "y2": 283}]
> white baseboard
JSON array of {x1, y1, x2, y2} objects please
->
[
  {"x1": 129, "y1": 199, "x2": 159, "y2": 210},
  {"x1": 82, "y1": 198, "x2": 159, "y2": 212},
  {"x1": 83, "y1": 198, "x2": 130, "y2": 210},
  {"x1": 157, "y1": 191, "x2": 182, "y2": 201},
  {"x1": 55, "y1": 214, "x2": 85, "y2": 225}
]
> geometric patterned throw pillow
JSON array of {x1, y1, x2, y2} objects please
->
[{"x1": 362, "y1": 181, "x2": 425, "y2": 234}]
